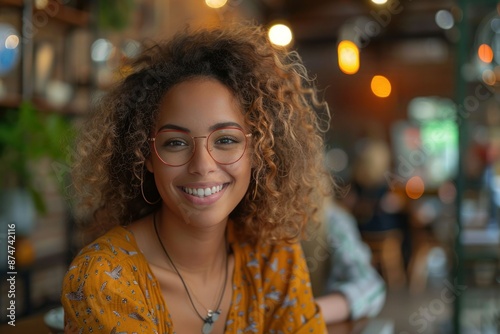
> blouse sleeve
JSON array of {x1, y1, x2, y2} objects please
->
[
  {"x1": 264, "y1": 242, "x2": 327, "y2": 334},
  {"x1": 61, "y1": 253, "x2": 161, "y2": 333},
  {"x1": 324, "y1": 206, "x2": 386, "y2": 320}
]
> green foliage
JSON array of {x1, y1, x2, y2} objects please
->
[
  {"x1": 98, "y1": 0, "x2": 135, "y2": 31},
  {"x1": 0, "y1": 101, "x2": 74, "y2": 213}
]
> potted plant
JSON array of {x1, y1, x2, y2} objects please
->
[{"x1": 0, "y1": 101, "x2": 74, "y2": 237}]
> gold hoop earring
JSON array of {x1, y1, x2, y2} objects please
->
[{"x1": 140, "y1": 167, "x2": 161, "y2": 205}]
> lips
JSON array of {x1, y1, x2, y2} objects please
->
[{"x1": 181, "y1": 184, "x2": 225, "y2": 198}]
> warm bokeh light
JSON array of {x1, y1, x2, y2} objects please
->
[
  {"x1": 325, "y1": 148, "x2": 349, "y2": 172},
  {"x1": 438, "y1": 181, "x2": 456, "y2": 204},
  {"x1": 405, "y1": 176, "x2": 425, "y2": 200},
  {"x1": 205, "y1": 0, "x2": 227, "y2": 9},
  {"x1": 268, "y1": 24, "x2": 293, "y2": 47},
  {"x1": 478, "y1": 43, "x2": 494, "y2": 63},
  {"x1": 0, "y1": 24, "x2": 20, "y2": 76},
  {"x1": 338, "y1": 40, "x2": 359, "y2": 74},
  {"x1": 5, "y1": 34, "x2": 19, "y2": 49},
  {"x1": 371, "y1": 0, "x2": 388, "y2": 4},
  {"x1": 482, "y1": 69, "x2": 496, "y2": 85},
  {"x1": 35, "y1": 0, "x2": 49, "y2": 10},
  {"x1": 435, "y1": 10, "x2": 454, "y2": 30},
  {"x1": 91, "y1": 38, "x2": 114, "y2": 62},
  {"x1": 371, "y1": 75, "x2": 391, "y2": 97}
]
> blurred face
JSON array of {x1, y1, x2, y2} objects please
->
[{"x1": 146, "y1": 77, "x2": 252, "y2": 227}]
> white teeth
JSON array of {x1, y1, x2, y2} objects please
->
[{"x1": 183, "y1": 185, "x2": 223, "y2": 198}]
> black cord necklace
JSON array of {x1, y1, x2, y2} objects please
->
[{"x1": 153, "y1": 214, "x2": 229, "y2": 334}]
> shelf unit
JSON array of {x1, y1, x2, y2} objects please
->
[
  {"x1": 0, "y1": 0, "x2": 89, "y2": 26},
  {"x1": 454, "y1": 0, "x2": 500, "y2": 333},
  {"x1": 0, "y1": 0, "x2": 92, "y2": 114},
  {"x1": 0, "y1": 0, "x2": 93, "y2": 320}
]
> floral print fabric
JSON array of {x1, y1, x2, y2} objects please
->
[{"x1": 62, "y1": 224, "x2": 326, "y2": 333}]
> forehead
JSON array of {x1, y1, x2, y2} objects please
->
[{"x1": 155, "y1": 77, "x2": 244, "y2": 131}]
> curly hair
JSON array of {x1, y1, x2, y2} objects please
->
[{"x1": 72, "y1": 23, "x2": 331, "y2": 243}]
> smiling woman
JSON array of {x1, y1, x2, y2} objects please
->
[
  {"x1": 62, "y1": 22, "x2": 331, "y2": 334},
  {"x1": 143, "y1": 78, "x2": 253, "y2": 228}
]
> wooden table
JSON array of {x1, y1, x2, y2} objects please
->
[
  {"x1": 327, "y1": 317, "x2": 368, "y2": 333},
  {"x1": 0, "y1": 313, "x2": 54, "y2": 334}
]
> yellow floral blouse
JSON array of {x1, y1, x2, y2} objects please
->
[{"x1": 61, "y1": 223, "x2": 326, "y2": 333}]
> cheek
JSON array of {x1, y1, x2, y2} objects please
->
[
  {"x1": 224, "y1": 156, "x2": 251, "y2": 179},
  {"x1": 153, "y1": 170, "x2": 186, "y2": 208},
  {"x1": 150, "y1": 164, "x2": 178, "y2": 192},
  {"x1": 234, "y1": 160, "x2": 252, "y2": 188}
]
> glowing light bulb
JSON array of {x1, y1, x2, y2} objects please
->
[
  {"x1": 205, "y1": 0, "x2": 227, "y2": 9},
  {"x1": 268, "y1": 24, "x2": 293, "y2": 47},
  {"x1": 478, "y1": 43, "x2": 494, "y2": 63},
  {"x1": 337, "y1": 40, "x2": 359, "y2": 75},
  {"x1": 406, "y1": 176, "x2": 425, "y2": 200},
  {"x1": 482, "y1": 69, "x2": 496, "y2": 85},
  {"x1": 371, "y1": 75, "x2": 391, "y2": 98},
  {"x1": 5, "y1": 34, "x2": 19, "y2": 49},
  {"x1": 435, "y1": 10, "x2": 454, "y2": 30}
]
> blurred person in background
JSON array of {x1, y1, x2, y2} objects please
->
[
  {"x1": 343, "y1": 138, "x2": 411, "y2": 268},
  {"x1": 303, "y1": 195, "x2": 386, "y2": 324}
]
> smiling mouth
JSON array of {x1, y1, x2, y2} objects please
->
[{"x1": 181, "y1": 184, "x2": 226, "y2": 198}]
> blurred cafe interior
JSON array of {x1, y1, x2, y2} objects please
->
[{"x1": 0, "y1": 0, "x2": 500, "y2": 333}]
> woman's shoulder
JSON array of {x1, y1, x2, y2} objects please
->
[
  {"x1": 76, "y1": 226, "x2": 138, "y2": 256},
  {"x1": 67, "y1": 226, "x2": 145, "y2": 274},
  {"x1": 63, "y1": 226, "x2": 154, "y2": 293},
  {"x1": 228, "y1": 221, "x2": 303, "y2": 262},
  {"x1": 232, "y1": 232, "x2": 304, "y2": 274}
]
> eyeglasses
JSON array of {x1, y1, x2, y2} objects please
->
[{"x1": 149, "y1": 127, "x2": 252, "y2": 167}]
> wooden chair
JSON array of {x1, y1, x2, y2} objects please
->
[
  {"x1": 406, "y1": 227, "x2": 447, "y2": 295},
  {"x1": 361, "y1": 229, "x2": 407, "y2": 289}
]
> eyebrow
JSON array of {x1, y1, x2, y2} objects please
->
[{"x1": 157, "y1": 122, "x2": 244, "y2": 133}]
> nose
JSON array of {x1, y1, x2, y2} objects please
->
[{"x1": 187, "y1": 137, "x2": 217, "y2": 175}]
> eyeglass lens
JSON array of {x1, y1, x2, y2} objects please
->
[{"x1": 153, "y1": 128, "x2": 248, "y2": 166}]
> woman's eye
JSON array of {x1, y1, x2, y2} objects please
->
[
  {"x1": 161, "y1": 139, "x2": 189, "y2": 150},
  {"x1": 166, "y1": 139, "x2": 187, "y2": 146},
  {"x1": 215, "y1": 137, "x2": 237, "y2": 145}
]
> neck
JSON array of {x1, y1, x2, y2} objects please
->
[
  {"x1": 153, "y1": 209, "x2": 228, "y2": 277},
  {"x1": 152, "y1": 210, "x2": 230, "y2": 334}
]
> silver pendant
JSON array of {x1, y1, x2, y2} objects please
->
[
  {"x1": 201, "y1": 310, "x2": 220, "y2": 334},
  {"x1": 202, "y1": 321, "x2": 214, "y2": 334}
]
